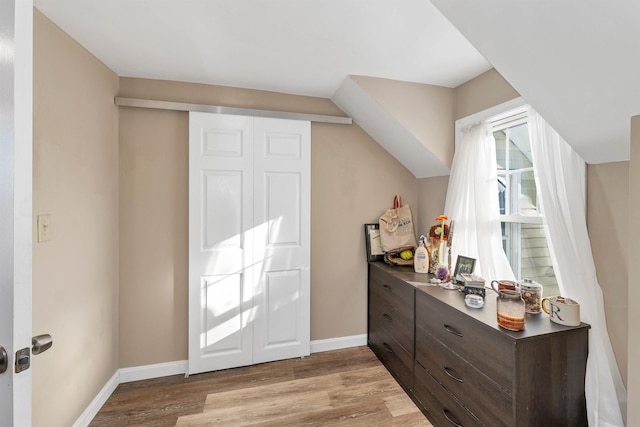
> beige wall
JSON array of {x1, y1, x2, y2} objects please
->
[
  {"x1": 628, "y1": 116, "x2": 640, "y2": 425},
  {"x1": 453, "y1": 68, "x2": 520, "y2": 121},
  {"x1": 587, "y1": 162, "x2": 629, "y2": 386},
  {"x1": 118, "y1": 107, "x2": 188, "y2": 366},
  {"x1": 33, "y1": 10, "x2": 119, "y2": 427},
  {"x1": 416, "y1": 176, "x2": 450, "y2": 236},
  {"x1": 352, "y1": 76, "x2": 455, "y2": 167},
  {"x1": 118, "y1": 78, "x2": 417, "y2": 366}
]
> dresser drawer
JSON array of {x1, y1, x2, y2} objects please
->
[
  {"x1": 414, "y1": 360, "x2": 482, "y2": 427},
  {"x1": 369, "y1": 319, "x2": 414, "y2": 391},
  {"x1": 369, "y1": 267, "x2": 414, "y2": 323},
  {"x1": 369, "y1": 290, "x2": 414, "y2": 355},
  {"x1": 416, "y1": 324, "x2": 513, "y2": 426},
  {"x1": 416, "y1": 291, "x2": 513, "y2": 393}
]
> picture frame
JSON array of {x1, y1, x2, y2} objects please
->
[
  {"x1": 364, "y1": 223, "x2": 384, "y2": 262},
  {"x1": 453, "y1": 255, "x2": 476, "y2": 282}
]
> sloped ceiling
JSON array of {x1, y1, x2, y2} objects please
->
[
  {"x1": 431, "y1": 0, "x2": 640, "y2": 164},
  {"x1": 332, "y1": 76, "x2": 453, "y2": 178}
]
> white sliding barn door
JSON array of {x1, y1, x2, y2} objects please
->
[{"x1": 188, "y1": 113, "x2": 310, "y2": 375}]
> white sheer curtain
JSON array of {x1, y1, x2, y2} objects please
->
[
  {"x1": 444, "y1": 121, "x2": 514, "y2": 282},
  {"x1": 529, "y1": 109, "x2": 626, "y2": 427}
]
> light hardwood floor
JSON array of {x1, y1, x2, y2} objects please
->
[{"x1": 89, "y1": 346, "x2": 431, "y2": 426}]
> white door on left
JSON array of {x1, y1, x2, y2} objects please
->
[{"x1": 0, "y1": 0, "x2": 33, "y2": 425}]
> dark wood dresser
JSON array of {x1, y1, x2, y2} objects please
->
[{"x1": 368, "y1": 262, "x2": 590, "y2": 427}]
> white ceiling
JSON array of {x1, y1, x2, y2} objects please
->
[{"x1": 34, "y1": 0, "x2": 638, "y2": 164}]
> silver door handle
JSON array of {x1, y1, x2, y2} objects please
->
[{"x1": 32, "y1": 334, "x2": 53, "y2": 355}]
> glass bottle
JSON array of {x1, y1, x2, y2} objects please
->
[{"x1": 520, "y1": 278, "x2": 543, "y2": 314}]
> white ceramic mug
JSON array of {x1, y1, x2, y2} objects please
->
[{"x1": 541, "y1": 296, "x2": 580, "y2": 327}]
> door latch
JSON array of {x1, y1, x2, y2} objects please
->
[{"x1": 15, "y1": 348, "x2": 30, "y2": 373}]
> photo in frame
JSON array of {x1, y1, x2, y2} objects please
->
[
  {"x1": 453, "y1": 255, "x2": 476, "y2": 283},
  {"x1": 364, "y1": 223, "x2": 384, "y2": 262}
]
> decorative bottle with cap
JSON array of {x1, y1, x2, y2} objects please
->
[{"x1": 414, "y1": 235, "x2": 429, "y2": 273}]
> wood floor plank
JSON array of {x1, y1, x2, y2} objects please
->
[
  {"x1": 178, "y1": 398, "x2": 394, "y2": 427},
  {"x1": 337, "y1": 365, "x2": 391, "y2": 386},
  {"x1": 382, "y1": 392, "x2": 423, "y2": 418},
  {"x1": 201, "y1": 373, "x2": 343, "y2": 410},
  {"x1": 177, "y1": 390, "x2": 332, "y2": 426},
  {"x1": 326, "y1": 377, "x2": 403, "y2": 407}
]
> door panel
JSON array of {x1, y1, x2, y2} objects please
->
[
  {"x1": 263, "y1": 270, "x2": 302, "y2": 344},
  {"x1": 265, "y1": 172, "x2": 301, "y2": 245},
  {"x1": 189, "y1": 113, "x2": 254, "y2": 374},
  {"x1": 204, "y1": 171, "x2": 243, "y2": 249},
  {"x1": 252, "y1": 118, "x2": 310, "y2": 364},
  {"x1": 202, "y1": 275, "x2": 251, "y2": 355}
]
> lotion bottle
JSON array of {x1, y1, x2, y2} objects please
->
[{"x1": 414, "y1": 235, "x2": 429, "y2": 273}]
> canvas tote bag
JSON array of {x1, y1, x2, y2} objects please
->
[{"x1": 379, "y1": 196, "x2": 417, "y2": 252}]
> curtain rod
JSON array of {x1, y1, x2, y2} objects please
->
[{"x1": 114, "y1": 97, "x2": 352, "y2": 125}]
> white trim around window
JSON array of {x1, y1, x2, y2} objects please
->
[{"x1": 455, "y1": 97, "x2": 527, "y2": 150}]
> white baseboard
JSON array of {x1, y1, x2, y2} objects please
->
[
  {"x1": 310, "y1": 334, "x2": 367, "y2": 353},
  {"x1": 72, "y1": 370, "x2": 119, "y2": 427},
  {"x1": 119, "y1": 360, "x2": 188, "y2": 383},
  {"x1": 74, "y1": 335, "x2": 366, "y2": 426}
]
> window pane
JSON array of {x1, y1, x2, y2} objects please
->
[
  {"x1": 501, "y1": 222, "x2": 559, "y2": 295},
  {"x1": 509, "y1": 171, "x2": 537, "y2": 216},
  {"x1": 506, "y1": 123, "x2": 532, "y2": 170},
  {"x1": 494, "y1": 123, "x2": 532, "y2": 171},
  {"x1": 497, "y1": 174, "x2": 506, "y2": 215}
]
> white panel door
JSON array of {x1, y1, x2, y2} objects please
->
[
  {"x1": 252, "y1": 118, "x2": 310, "y2": 363},
  {"x1": 189, "y1": 113, "x2": 310, "y2": 375},
  {"x1": 188, "y1": 113, "x2": 254, "y2": 374}
]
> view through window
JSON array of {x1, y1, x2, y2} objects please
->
[{"x1": 491, "y1": 109, "x2": 559, "y2": 296}]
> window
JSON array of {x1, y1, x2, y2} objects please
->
[{"x1": 490, "y1": 108, "x2": 559, "y2": 295}]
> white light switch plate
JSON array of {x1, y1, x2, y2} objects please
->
[{"x1": 37, "y1": 214, "x2": 51, "y2": 242}]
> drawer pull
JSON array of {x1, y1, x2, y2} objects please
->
[
  {"x1": 382, "y1": 342, "x2": 393, "y2": 353},
  {"x1": 383, "y1": 313, "x2": 393, "y2": 322},
  {"x1": 444, "y1": 366, "x2": 463, "y2": 383},
  {"x1": 443, "y1": 324, "x2": 463, "y2": 337},
  {"x1": 443, "y1": 409, "x2": 463, "y2": 427},
  {"x1": 383, "y1": 284, "x2": 392, "y2": 292}
]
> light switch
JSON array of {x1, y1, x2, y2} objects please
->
[{"x1": 37, "y1": 214, "x2": 51, "y2": 242}]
